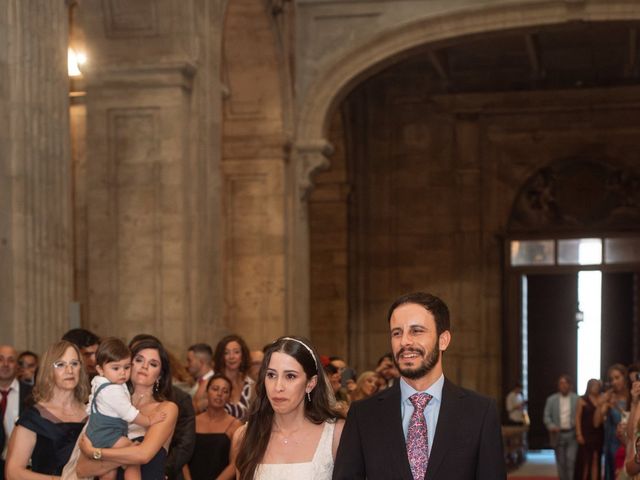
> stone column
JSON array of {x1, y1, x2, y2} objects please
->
[
  {"x1": 286, "y1": 141, "x2": 332, "y2": 338},
  {"x1": 0, "y1": 0, "x2": 73, "y2": 352},
  {"x1": 76, "y1": 0, "x2": 226, "y2": 353}
]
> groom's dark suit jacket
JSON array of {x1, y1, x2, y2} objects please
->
[{"x1": 332, "y1": 377, "x2": 506, "y2": 480}]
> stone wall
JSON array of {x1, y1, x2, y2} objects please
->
[
  {"x1": 75, "y1": 0, "x2": 226, "y2": 353},
  {"x1": 309, "y1": 69, "x2": 640, "y2": 396},
  {"x1": 0, "y1": 1, "x2": 72, "y2": 352},
  {"x1": 220, "y1": 0, "x2": 290, "y2": 350}
]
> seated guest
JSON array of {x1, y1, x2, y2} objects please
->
[
  {"x1": 5, "y1": 341, "x2": 88, "y2": 478},
  {"x1": 349, "y1": 371, "x2": 380, "y2": 403},
  {"x1": 213, "y1": 335, "x2": 254, "y2": 420},
  {"x1": 17, "y1": 351, "x2": 39, "y2": 386},
  {"x1": 184, "y1": 374, "x2": 241, "y2": 480}
]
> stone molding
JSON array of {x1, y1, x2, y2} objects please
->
[
  {"x1": 294, "y1": 140, "x2": 334, "y2": 201},
  {"x1": 84, "y1": 61, "x2": 197, "y2": 90}
]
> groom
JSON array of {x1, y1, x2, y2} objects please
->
[{"x1": 333, "y1": 292, "x2": 505, "y2": 480}]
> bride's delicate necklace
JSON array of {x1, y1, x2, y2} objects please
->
[{"x1": 274, "y1": 425, "x2": 303, "y2": 445}]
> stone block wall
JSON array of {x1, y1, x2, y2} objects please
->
[
  {"x1": 309, "y1": 68, "x2": 640, "y2": 397},
  {"x1": 0, "y1": 1, "x2": 73, "y2": 352}
]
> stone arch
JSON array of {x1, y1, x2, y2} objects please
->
[
  {"x1": 296, "y1": 1, "x2": 640, "y2": 148},
  {"x1": 289, "y1": 0, "x2": 640, "y2": 350}
]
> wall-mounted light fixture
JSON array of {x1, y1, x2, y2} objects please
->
[{"x1": 68, "y1": 47, "x2": 86, "y2": 77}]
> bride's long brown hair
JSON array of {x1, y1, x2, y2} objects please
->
[{"x1": 235, "y1": 336, "x2": 342, "y2": 480}]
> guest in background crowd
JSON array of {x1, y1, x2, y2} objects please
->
[
  {"x1": 544, "y1": 374, "x2": 578, "y2": 480},
  {"x1": 185, "y1": 374, "x2": 241, "y2": 480},
  {"x1": 248, "y1": 351, "x2": 264, "y2": 383},
  {"x1": 16, "y1": 352, "x2": 38, "y2": 386},
  {"x1": 213, "y1": 335, "x2": 254, "y2": 420},
  {"x1": 62, "y1": 328, "x2": 100, "y2": 380},
  {"x1": 375, "y1": 353, "x2": 399, "y2": 389},
  {"x1": 575, "y1": 378, "x2": 604, "y2": 480},
  {"x1": 596, "y1": 363, "x2": 630, "y2": 480},
  {"x1": 623, "y1": 373, "x2": 640, "y2": 477},
  {"x1": 324, "y1": 364, "x2": 349, "y2": 415},
  {"x1": 233, "y1": 336, "x2": 344, "y2": 480},
  {"x1": 168, "y1": 350, "x2": 194, "y2": 395},
  {"x1": 5, "y1": 341, "x2": 87, "y2": 479},
  {"x1": 0, "y1": 345, "x2": 33, "y2": 480},
  {"x1": 505, "y1": 383, "x2": 526, "y2": 426},
  {"x1": 348, "y1": 371, "x2": 380, "y2": 403},
  {"x1": 186, "y1": 343, "x2": 214, "y2": 414},
  {"x1": 341, "y1": 368, "x2": 357, "y2": 394}
]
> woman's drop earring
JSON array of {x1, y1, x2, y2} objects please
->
[
  {"x1": 154, "y1": 379, "x2": 160, "y2": 393},
  {"x1": 306, "y1": 391, "x2": 311, "y2": 402}
]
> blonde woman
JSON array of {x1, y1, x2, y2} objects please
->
[
  {"x1": 349, "y1": 371, "x2": 381, "y2": 403},
  {"x1": 5, "y1": 341, "x2": 88, "y2": 479}
]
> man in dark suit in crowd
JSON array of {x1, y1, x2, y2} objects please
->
[
  {"x1": 333, "y1": 292, "x2": 505, "y2": 480},
  {"x1": 0, "y1": 345, "x2": 33, "y2": 480}
]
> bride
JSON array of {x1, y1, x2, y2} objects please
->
[{"x1": 232, "y1": 336, "x2": 344, "y2": 480}]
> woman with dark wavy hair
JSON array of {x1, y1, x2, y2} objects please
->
[
  {"x1": 232, "y1": 336, "x2": 344, "y2": 480},
  {"x1": 213, "y1": 334, "x2": 254, "y2": 419},
  {"x1": 74, "y1": 338, "x2": 178, "y2": 479}
]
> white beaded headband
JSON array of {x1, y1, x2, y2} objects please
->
[{"x1": 281, "y1": 337, "x2": 318, "y2": 372}]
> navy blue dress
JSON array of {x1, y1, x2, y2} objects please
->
[{"x1": 16, "y1": 405, "x2": 86, "y2": 475}]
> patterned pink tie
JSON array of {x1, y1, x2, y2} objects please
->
[{"x1": 407, "y1": 392, "x2": 432, "y2": 480}]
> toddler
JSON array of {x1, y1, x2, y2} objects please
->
[{"x1": 86, "y1": 337, "x2": 166, "y2": 480}]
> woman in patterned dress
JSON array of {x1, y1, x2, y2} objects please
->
[{"x1": 213, "y1": 335, "x2": 255, "y2": 420}]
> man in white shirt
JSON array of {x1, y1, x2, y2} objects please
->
[
  {"x1": 543, "y1": 374, "x2": 578, "y2": 480},
  {"x1": 505, "y1": 383, "x2": 526, "y2": 425},
  {"x1": 186, "y1": 343, "x2": 214, "y2": 413},
  {"x1": 0, "y1": 345, "x2": 33, "y2": 480}
]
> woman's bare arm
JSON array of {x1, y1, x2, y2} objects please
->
[
  {"x1": 230, "y1": 424, "x2": 246, "y2": 478},
  {"x1": 5, "y1": 426, "x2": 58, "y2": 480},
  {"x1": 80, "y1": 402, "x2": 178, "y2": 465}
]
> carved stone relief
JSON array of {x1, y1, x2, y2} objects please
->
[{"x1": 509, "y1": 159, "x2": 640, "y2": 232}]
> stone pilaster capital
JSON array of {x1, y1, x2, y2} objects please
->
[{"x1": 294, "y1": 140, "x2": 334, "y2": 201}]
